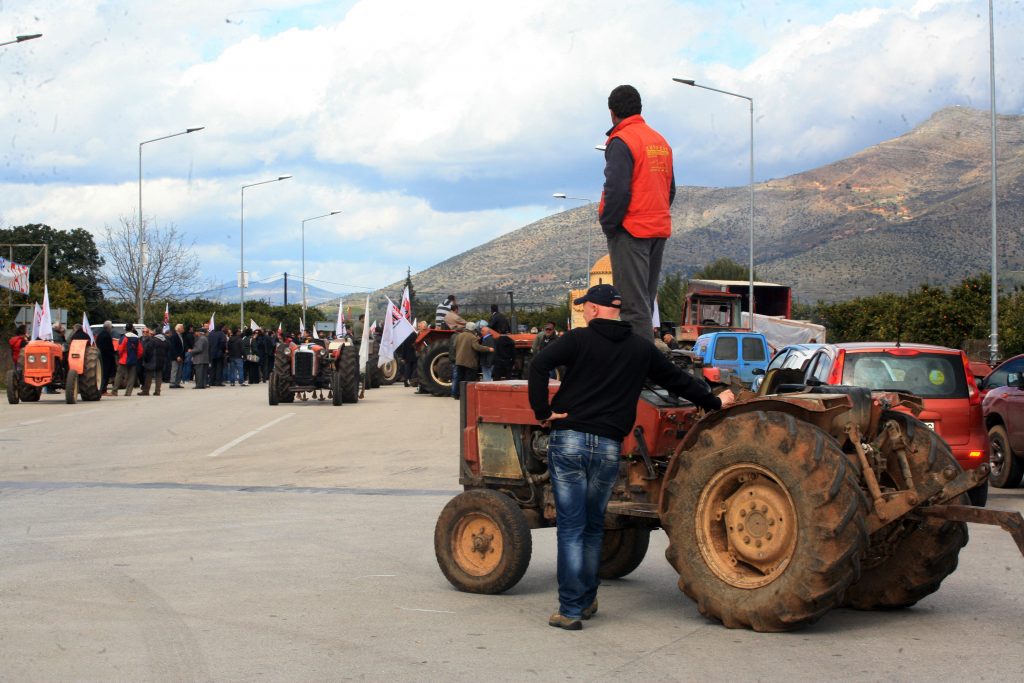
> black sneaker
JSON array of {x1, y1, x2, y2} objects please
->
[{"x1": 548, "y1": 612, "x2": 582, "y2": 631}]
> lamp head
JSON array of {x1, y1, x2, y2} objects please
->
[
  {"x1": 553, "y1": 193, "x2": 567, "y2": 199},
  {"x1": 186, "y1": 127, "x2": 205, "y2": 133},
  {"x1": 673, "y1": 78, "x2": 696, "y2": 86},
  {"x1": 16, "y1": 34, "x2": 42, "y2": 42},
  {"x1": 278, "y1": 175, "x2": 293, "y2": 180}
]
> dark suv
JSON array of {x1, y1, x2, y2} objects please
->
[{"x1": 982, "y1": 367, "x2": 1024, "y2": 488}]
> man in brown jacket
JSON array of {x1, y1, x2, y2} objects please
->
[{"x1": 451, "y1": 321, "x2": 493, "y2": 399}]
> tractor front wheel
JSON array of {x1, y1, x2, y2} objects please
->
[
  {"x1": 661, "y1": 410, "x2": 868, "y2": 632},
  {"x1": 842, "y1": 412, "x2": 969, "y2": 610},
  {"x1": 268, "y1": 371, "x2": 279, "y2": 405},
  {"x1": 338, "y1": 346, "x2": 359, "y2": 403},
  {"x1": 65, "y1": 370, "x2": 78, "y2": 404},
  {"x1": 435, "y1": 489, "x2": 532, "y2": 594}
]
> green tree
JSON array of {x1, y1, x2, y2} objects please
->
[
  {"x1": 693, "y1": 257, "x2": 750, "y2": 281},
  {"x1": 657, "y1": 271, "x2": 686, "y2": 326},
  {"x1": 404, "y1": 267, "x2": 416, "y2": 312},
  {"x1": 0, "y1": 224, "x2": 105, "y2": 312}
]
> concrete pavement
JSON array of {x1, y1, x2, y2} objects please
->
[{"x1": 1, "y1": 382, "x2": 1023, "y2": 681}]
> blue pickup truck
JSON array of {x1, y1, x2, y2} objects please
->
[{"x1": 692, "y1": 332, "x2": 770, "y2": 385}]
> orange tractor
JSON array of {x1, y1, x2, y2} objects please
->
[
  {"x1": 434, "y1": 380, "x2": 1024, "y2": 631},
  {"x1": 6, "y1": 339, "x2": 103, "y2": 404}
]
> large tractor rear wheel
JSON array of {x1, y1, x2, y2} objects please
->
[
  {"x1": 435, "y1": 489, "x2": 532, "y2": 594},
  {"x1": 331, "y1": 369, "x2": 344, "y2": 406},
  {"x1": 65, "y1": 370, "x2": 78, "y2": 404},
  {"x1": 268, "y1": 371, "x2": 280, "y2": 405},
  {"x1": 6, "y1": 370, "x2": 19, "y2": 404},
  {"x1": 661, "y1": 410, "x2": 868, "y2": 632},
  {"x1": 78, "y1": 347, "x2": 103, "y2": 401},
  {"x1": 338, "y1": 346, "x2": 359, "y2": 403},
  {"x1": 599, "y1": 526, "x2": 651, "y2": 580},
  {"x1": 843, "y1": 412, "x2": 969, "y2": 610},
  {"x1": 272, "y1": 346, "x2": 295, "y2": 403},
  {"x1": 418, "y1": 344, "x2": 452, "y2": 397}
]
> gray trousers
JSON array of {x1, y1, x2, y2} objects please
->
[
  {"x1": 170, "y1": 360, "x2": 182, "y2": 386},
  {"x1": 605, "y1": 227, "x2": 665, "y2": 339}
]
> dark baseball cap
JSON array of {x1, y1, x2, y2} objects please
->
[{"x1": 573, "y1": 284, "x2": 622, "y2": 308}]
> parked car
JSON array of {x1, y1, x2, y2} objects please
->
[
  {"x1": 798, "y1": 342, "x2": 989, "y2": 506},
  {"x1": 692, "y1": 331, "x2": 769, "y2": 385},
  {"x1": 751, "y1": 343, "x2": 825, "y2": 392},
  {"x1": 978, "y1": 353, "x2": 1024, "y2": 396},
  {"x1": 982, "y1": 372, "x2": 1024, "y2": 488}
]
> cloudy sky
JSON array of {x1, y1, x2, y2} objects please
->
[{"x1": 1, "y1": 0, "x2": 1021, "y2": 297}]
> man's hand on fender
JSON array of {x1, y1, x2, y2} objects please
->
[{"x1": 717, "y1": 389, "x2": 736, "y2": 408}]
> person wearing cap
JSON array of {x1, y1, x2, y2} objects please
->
[
  {"x1": 528, "y1": 283, "x2": 734, "y2": 630},
  {"x1": 451, "y1": 320, "x2": 494, "y2": 399},
  {"x1": 599, "y1": 84, "x2": 675, "y2": 340}
]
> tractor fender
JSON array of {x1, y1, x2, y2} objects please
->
[
  {"x1": 657, "y1": 392, "x2": 869, "y2": 519},
  {"x1": 67, "y1": 339, "x2": 89, "y2": 374}
]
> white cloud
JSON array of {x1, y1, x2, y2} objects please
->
[{"x1": 1, "y1": 0, "x2": 1023, "y2": 291}]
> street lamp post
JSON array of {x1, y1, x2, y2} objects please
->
[
  {"x1": 988, "y1": 0, "x2": 999, "y2": 364},
  {"x1": 674, "y1": 77, "x2": 755, "y2": 330},
  {"x1": 240, "y1": 175, "x2": 292, "y2": 327},
  {"x1": 137, "y1": 126, "x2": 204, "y2": 323},
  {"x1": 301, "y1": 211, "x2": 341, "y2": 328},
  {"x1": 553, "y1": 193, "x2": 595, "y2": 286},
  {"x1": 0, "y1": 33, "x2": 42, "y2": 47}
]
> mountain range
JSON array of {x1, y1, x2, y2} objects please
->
[
  {"x1": 386, "y1": 106, "x2": 1023, "y2": 305},
  {"x1": 197, "y1": 277, "x2": 341, "y2": 307}
]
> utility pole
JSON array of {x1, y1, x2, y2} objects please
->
[{"x1": 283, "y1": 272, "x2": 288, "y2": 307}]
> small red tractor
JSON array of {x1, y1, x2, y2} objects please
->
[
  {"x1": 434, "y1": 377, "x2": 1024, "y2": 631},
  {"x1": 6, "y1": 339, "x2": 103, "y2": 405},
  {"x1": 414, "y1": 328, "x2": 536, "y2": 397},
  {"x1": 268, "y1": 339, "x2": 360, "y2": 405}
]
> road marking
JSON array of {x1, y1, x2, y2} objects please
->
[
  {"x1": 0, "y1": 481, "x2": 459, "y2": 496},
  {"x1": 0, "y1": 419, "x2": 45, "y2": 433},
  {"x1": 207, "y1": 412, "x2": 295, "y2": 457},
  {"x1": 56, "y1": 409, "x2": 99, "y2": 419},
  {"x1": 355, "y1": 574, "x2": 397, "y2": 579},
  {"x1": 398, "y1": 607, "x2": 455, "y2": 614}
]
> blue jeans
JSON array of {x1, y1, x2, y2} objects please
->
[
  {"x1": 228, "y1": 358, "x2": 244, "y2": 384},
  {"x1": 450, "y1": 364, "x2": 460, "y2": 397},
  {"x1": 481, "y1": 365, "x2": 493, "y2": 381},
  {"x1": 547, "y1": 429, "x2": 622, "y2": 619},
  {"x1": 182, "y1": 352, "x2": 193, "y2": 381}
]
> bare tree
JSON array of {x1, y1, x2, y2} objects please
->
[{"x1": 98, "y1": 214, "x2": 201, "y2": 321}]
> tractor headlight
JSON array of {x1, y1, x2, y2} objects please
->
[
  {"x1": 41, "y1": 355, "x2": 48, "y2": 363},
  {"x1": 28, "y1": 355, "x2": 35, "y2": 363},
  {"x1": 284, "y1": 348, "x2": 291, "y2": 355}
]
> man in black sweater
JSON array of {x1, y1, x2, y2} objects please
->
[{"x1": 528, "y1": 284, "x2": 733, "y2": 630}]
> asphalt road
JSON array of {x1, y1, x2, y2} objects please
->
[{"x1": 1, "y1": 382, "x2": 1023, "y2": 682}]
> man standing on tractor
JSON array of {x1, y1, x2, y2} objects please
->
[
  {"x1": 528, "y1": 284, "x2": 733, "y2": 630},
  {"x1": 599, "y1": 85, "x2": 675, "y2": 340}
]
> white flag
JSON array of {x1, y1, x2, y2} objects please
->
[
  {"x1": 83, "y1": 311, "x2": 95, "y2": 345},
  {"x1": 208, "y1": 312, "x2": 215, "y2": 333},
  {"x1": 30, "y1": 302, "x2": 41, "y2": 340},
  {"x1": 38, "y1": 284, "x2": 53, "y2": 340},
  {"x1": 299, "y1": 318, "x2": 306, "y2": 336},
  {"x1": 312, "y1": 325, "x2": 319, "y2": 340},
  {"x1": 400, "y1": 286, "x2": 412, "y2": 321},
  {"x1": 250, "y1": 318, "x2": 260, "y2": 332},
  {"x1": 379, "y1": 296, "x2": 416, "y2": 367},
  {"x1": 163, "y1": 303, "x2": 170, "y2": 333},
  {"x1": 358, "y1": 295, "x2": 371, "y2": 372},
  {"x1": 652, "y1": 296, "x2": 661, "y2": 329},
  {"x1": 335, "y1": 298, "x2": 346, "y2": 337},
  {"x1": 378, "y1": 301, "x2": 396, "y2": 366}
]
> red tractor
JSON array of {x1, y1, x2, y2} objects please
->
[
  {"x1": 414, "y1": 328, "x2": 536, "y2": 397},
  {"x1": 6, "y1": 339, "x2": 103, "y2": 404},
  {"x1": 268, "y1": 339, "x2": 360, "y2": 405},
  {"x1": 434, "y1": 379, "x2": 1024, "y2": 631}
]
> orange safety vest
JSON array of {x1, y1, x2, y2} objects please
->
[{"x1": 599, "y1": 115, "x2": 673, "y2": 239}]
